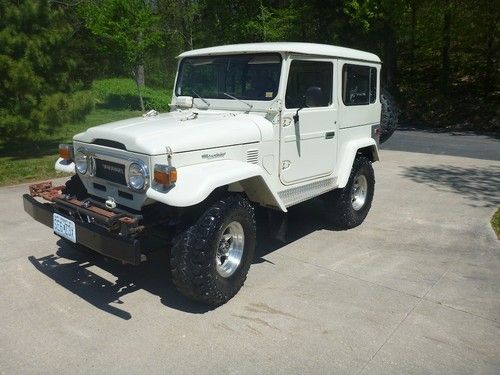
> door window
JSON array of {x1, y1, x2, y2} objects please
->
[
  {"x1": 342, "y1": 64, "x2": 377, "y2": 106},
  {"x1": 285, "y1": 60, "x2": 333, "y2": 109}
]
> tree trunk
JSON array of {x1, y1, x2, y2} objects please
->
[
  {"x1": 133, "y1": 68, "x2": 145, "y2": 112},
  {"x1": 259, "y1": 0, "x2": 266, "y2": 42},
  {"x1": 382, "y1": 21, "x2": 398, "y2": 93},
  {"x1": 409, "y1": 1, "x2": 417, "y2": 74},
  {"x1": 136, "y1": 64, "x2": 145, "y2": 87},
  {"x1": 440, "y1": 0, "x2": 451, "y2": 94}
]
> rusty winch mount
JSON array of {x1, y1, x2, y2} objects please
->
[{"x1": 28, "y1": 181, "x2": 144, "y2": 237}]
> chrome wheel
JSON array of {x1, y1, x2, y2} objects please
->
[
  {"x1": 215, "y1": 221, "x2": 245, "y2": 278},
  {"x1": 351, "y1": 173, "x2": 368, "y2": 211}
]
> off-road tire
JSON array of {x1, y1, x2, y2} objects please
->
[
  {"x1": 326, "y1": 156, "x2": 375, "y2": 229},
  {"x1": 380, "y1": 89, "x2": 399, "y2": 144},
  {"x1": 170, "y1": 195, "x2": 256, "y2": 306}
]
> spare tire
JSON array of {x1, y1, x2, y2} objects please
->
[{"x1": 380, "y1": 89, "x2": 399, "y2": 143}]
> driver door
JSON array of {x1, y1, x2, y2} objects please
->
[{"x1": 280, "y1": 58, "x2": 338, "y2": 185}]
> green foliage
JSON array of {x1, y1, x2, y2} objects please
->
[
  {"x1": 35, "y1": 91, "x2": 95, "y2": 134},
  {"x1": 1, "y1": 0, "x2": 498, "y2": 136},
  {"x1": 92, "y1": 78, "x2": 171, "y2": 111},
  {"x1": 0, "y1": 0, "x2": 94, "y2": 140},
  {"x1": 0, "y1": 108, "x2": 141, "y2": 186},
  {"x1": 81, "y1": 0, "x2": 163, "y2": 76},
  {"x1": 492, "y1": 209, "x2": 500, "y2": 240}
]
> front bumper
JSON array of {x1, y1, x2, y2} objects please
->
[{"x1": 23, "y1": 194, "x2": 142, "y2": 265}]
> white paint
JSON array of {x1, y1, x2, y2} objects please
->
[
  {"x1": 54, "y1": 158, "x2": 75, "y2": 174},
  {"x1": 67, "y1": 43, "x2": 381, "y2": 212},
  {"x1": 179, "y1": 42, "x2": 380, "y2": 63}
]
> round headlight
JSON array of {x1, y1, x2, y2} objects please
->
[
  {"x1": 128, "y1": 162, "x2": 146, "y2": 190},
  {"x1": 75, "y1": 150, "x2": 88, "y2": 174}
]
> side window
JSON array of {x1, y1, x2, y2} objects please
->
[
  {"x1": 285, "y1": 60, "x2": 333, "y2": 108},
  {"x1": 342, "y1": 64, "x2": 377, "y2": 106}
]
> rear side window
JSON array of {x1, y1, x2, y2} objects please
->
[
  {"x1": 342, "y1": 64, "x2": 377, "y2": 106},
  {"x1": 285, "y1": 60, "x2": 333, "y2": 108}
]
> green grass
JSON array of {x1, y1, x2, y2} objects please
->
[
  {"x1": 0, "y1": 108, "x2": 141, "y2": 186},
  {"x1": 492, "y1": 209, "x2": 500, "y2": 240},
  {"x1": 0, "y1": 77, "x2": 171, "y2": 186},
  {"x1": 92, "y1": 78, "x2": 171, "y2": 112}
]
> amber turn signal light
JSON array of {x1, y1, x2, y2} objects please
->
[
  {"x1": 58, "y1": 144, "x2": 74, "y2": 161},
  {"x1": 154, "y1": 164, "x2": 177, "y2": 187}
]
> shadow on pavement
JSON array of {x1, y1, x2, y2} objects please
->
[
  {"x1": 28, "y1": 199, "x2": 336, "y2": 319},
  {"x1": 402, "y1": 164, "x2": 500, "y2": 207},
  {"x1": 28, "y1": 241, "x2": 213, "y2": 320}
]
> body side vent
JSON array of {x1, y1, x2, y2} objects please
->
[{"x1": 246, "y1": 149, "x2": 259, "y2": 164}]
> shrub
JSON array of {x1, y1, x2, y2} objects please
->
[{"x1": 68, "y1": 91, "x2": 95, "y2": 121}]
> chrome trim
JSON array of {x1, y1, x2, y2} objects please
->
[
  {"x1": 151, "y1": 163, "x2": 175, "y2": 192},
  {"x1": 127, "y1": 161, "x2": 149, "y2": 191},
  {"x1": 75, "y1": 147, "x2": 149, "y2": 192},
  {"x1": 216, "y1": 221, "x2": 245, "y2": 278}
]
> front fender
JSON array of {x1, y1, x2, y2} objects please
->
[
  {"x1": 337, "y1": 138, "x2": 379, "y2": 188},
  {"x1": 146, "y1": 160, "x2": 287, "y2": 211}
]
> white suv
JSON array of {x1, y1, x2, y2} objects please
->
[{"x1": 24, "y1": 42, "x2": 385, "y2": 306}]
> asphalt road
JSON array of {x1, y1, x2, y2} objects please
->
[
  {"x1": 1, "y1": 136, "x2": 499, "y2": 374},
  {"x1": 382, "y1": 128, "x2": 500, "y2": 161}
]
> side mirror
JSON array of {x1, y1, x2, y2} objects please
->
[{"x1": 293, "y1": 95, "x2": 306, "y2": 124}]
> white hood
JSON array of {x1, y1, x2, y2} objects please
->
[{"x1": 73, "y1": 111, "x2": 264, "y2": 155}]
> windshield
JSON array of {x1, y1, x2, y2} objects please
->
[{"x1": 175, "y1": 53, "x2": 282, "y2": 101}]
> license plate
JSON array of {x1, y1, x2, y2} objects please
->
[{"x1": 53, "y1": 213, "x2": 76, "y2": 243}]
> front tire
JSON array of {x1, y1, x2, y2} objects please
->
[
  {"x1": 326, "y1": 156, "x2": 375, "y2": 229},
  {"x1": 170, "y1": 195, "x2": 256, "y2": 306}
]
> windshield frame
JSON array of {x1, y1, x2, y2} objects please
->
[{"x1": 174, "y1": 53, "x2": 283, "y2": 106}]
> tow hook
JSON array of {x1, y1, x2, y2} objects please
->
[{"x1": 105, "y1": 197, "x2": 117, "y2": 209}]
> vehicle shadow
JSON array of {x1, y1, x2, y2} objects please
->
[
  {"x1": 28, "y1": 242, "x2": 212, "y2": 320},
  {"x1": 28, "y1": 198, "x2": 334, "y2": 319},
  {"x1": 401, "y1": 164, "x2": 500, "y2": 208}
]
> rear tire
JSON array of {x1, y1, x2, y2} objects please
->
[
  {"x1": 326, "y1": 156, "x2": 375, "y2": 229},
  {"x1": 170, "y1": 195, "x2": 256, "y2": 306},
  {"x1": 380, "y1": 89, "x2": 399, "y2": 144}
]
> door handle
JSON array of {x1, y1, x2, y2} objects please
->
[{"x1": 325, "y1": 131, "x2": 335, "y2": 139}]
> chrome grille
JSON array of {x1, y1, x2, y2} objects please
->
[{"x1": 95, "y1": 159, "x2": 127, "y2": 186}]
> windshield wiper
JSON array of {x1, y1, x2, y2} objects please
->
[
  {"x1": 222, "y1": 92, "x2": 253, "y2": 112},
  {"x1": 191, "y1": 90, "x2": 210, "y2": 108}
]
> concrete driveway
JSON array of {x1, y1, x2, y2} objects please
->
[{"x1": 1, "y1": 148, "x2": 499, "y2": 374}]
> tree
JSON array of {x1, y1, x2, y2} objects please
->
[
  {"x1": 81, "y1": 0, "x2": 163, "y2": 111},
  {"x1": 440, "y1": 0, "x2": 452, "y2": 94},
  {"x1": 343, "y1": 0, "x2": 406, "y2": 92},
  {"x1": 0, "y1": 0, "x2": 94, "y2": 140}
]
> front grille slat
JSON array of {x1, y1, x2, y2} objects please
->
[{"x1": 95, "y1": 159, "x2": 127, "y2": 186}]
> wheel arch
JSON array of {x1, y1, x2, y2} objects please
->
[
  {"x1": 337, "y1": 139, "x2": 379, "y2": 188},
  {"x1": 146, "y1": 160, "x2": 287, "y2": 212}
]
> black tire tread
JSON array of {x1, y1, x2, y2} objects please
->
[
  {"x1": 380, "y1": 89, "x2": 399, "y2": 144},
  {"x1": 327, "y1": 156, "x2": 375, "y2": 229},
  {"x1": 170, "y1": 195, "x2": 256, "y2": 306}
]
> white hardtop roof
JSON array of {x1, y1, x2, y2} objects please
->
[{"x1": 178, "y1": 42, "x2": 381, "y2": 63}]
